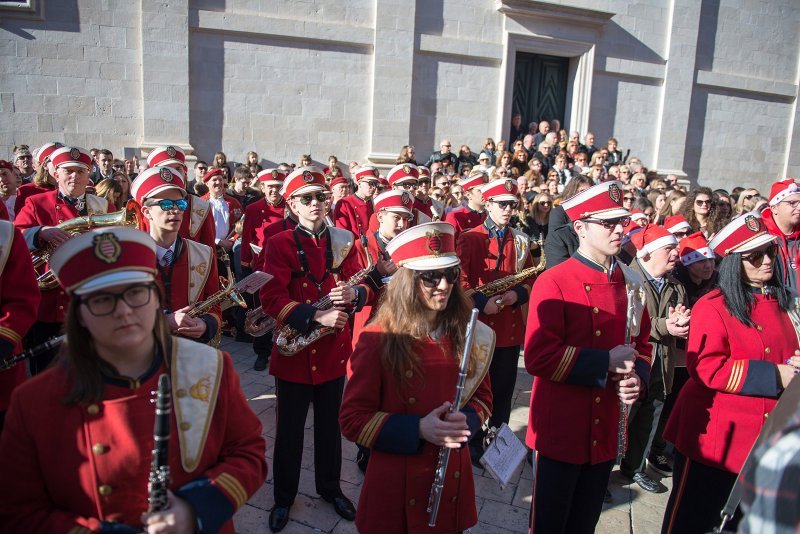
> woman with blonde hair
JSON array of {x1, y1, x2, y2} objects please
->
[
  {"x1": 95, "y1": 177, "x2": 124, "y2": 211},
  {"x1": 735, "y1": 188, "x2": 760, "y2": 216}
]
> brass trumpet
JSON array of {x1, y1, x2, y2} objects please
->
[{"x1": 32, "y1": 199, "x2": 142, "y2": 290}]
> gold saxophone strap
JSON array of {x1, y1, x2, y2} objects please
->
[
  {"x1": 185, "y1": 239, "x2": 214, "y2": 304},
  {"x1": 459, "y1": 320, "x2": 496, "y2": 412}
]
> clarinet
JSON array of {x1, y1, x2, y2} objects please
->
[
  {"x1": 427, "y1": 308, "x2": 479, "y2": 527},
  {"x1": 0, "y1": 335, "x2": 65, "y2": 370},
  {"x1": 148, "y1": 374, "x2": 172, "y2": 513}
]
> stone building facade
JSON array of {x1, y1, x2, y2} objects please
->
[{"x1": 1, "y1": 0, "x2": 798, "y2": 192}]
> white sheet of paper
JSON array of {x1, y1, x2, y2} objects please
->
[{"x1": 479, "y1": 423, "x2": 527, "y2": 488}]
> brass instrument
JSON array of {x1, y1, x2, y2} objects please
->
[
  {"x1": 32, "y1": 199, "x2": 141, "y2": 290},
  {"x1": 470, "y1": 238, "x2": 546, "y2": 297},
  {"x1": 274, "y1": 256, "x2": 374, "y2": 356},
  {"x1": 243, "y1": 306, "x2": 275, "y2": 337},
  {"x1": 188, "y1": 250, "x2": 246, "y2": 347}
]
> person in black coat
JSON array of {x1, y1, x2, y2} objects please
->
[{"x1": 543, "y1": 176, "x2": 594, "y2": 268}]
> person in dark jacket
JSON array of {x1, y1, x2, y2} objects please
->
[{"x1": 543, "y1": 176, "x2": 593, "y2": 268}]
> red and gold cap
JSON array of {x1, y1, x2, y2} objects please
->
[
  {"x1": 630, "y1": 223, "x2": 678, "y2": 258},
  {"x1": 202, "y1": 167, "x2": 226, "y2": 183},
  {"x1": 679, "y1": 232, "x2": 714, "y2": 265},
  {"x1": 373, "y1": 190, "x2": 414, "y2": 216},
  {"x1": 354, "y1": 166, "x2": 380, "y2": 183},
  {"x1": 51, "y1": 147, "x2": 93, "y2": 170},
  {"x1": 257, "y1": 168, "x2": 288, "y2": 186},
  {"x1": 459, "y1": 171, "x2": 488, "y2": 192},
  {"x1": 385, "y1": 222, "x2": 459, "y2": 271},
  {"x1": 387, "y1": 163, "x2": 419, "y2": 187},
  {"x1": 481, "y1": 178, "x2": 518, "y2": 202},
  {"x1": 49, "y1": 227, "x2": 158, "y2": 295},
  {"x1": 664, "y1": 214, "x2": 692, "y2": 234},
  {"x1": 35, "y1": 142, "x2": 65, "y2": 165},
  {"x1": 709, "y1": 211, "x2": 776, "y2": 257},
  {"x1": 131, "y1": 166, "x2": 186, "y2": 204},
  {"x1": 147, "y1": 145, "x2": 186, "y2": 168},
  {"x1": 561, "y1": 180, "x2": 629, "y2": 221},
  {"x1": 281, "y1": 166, "x2": 327, "y2": 198}
]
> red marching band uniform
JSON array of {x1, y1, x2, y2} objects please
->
[
  {"x1": 14, "y1": 142, "x2": 63, "y2": 214},
  {"x1": 443, "y1": 172, "x2": 488, "y2": 241},
  {"x1": 333, "y1": 165, "x2": 379, "y2": 242},
  {"x1": 0, "y1": 226, "x2": 267, "y2": 533},
  {"x1": 240, "y1": 168, "x2": 288, "y2": 269},
  {"x1": 339, "y1": 222, "x2": 495, "y2": 533}
]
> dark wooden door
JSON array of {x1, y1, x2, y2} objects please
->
[{"x1": 513, "y1": 52, "x2": 569, "y2": 127}]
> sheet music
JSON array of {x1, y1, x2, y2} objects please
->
[
  {"x1": 236, "y1": 271, "x2": 272, "y2": 293},
  {"x1": 479, "y1": 423, "x2": 527, "y2": 488}
]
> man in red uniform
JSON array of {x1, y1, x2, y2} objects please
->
[
  {"x1": 240, "y1": 168, "x2": 288, "y2": 270},
  {"x1": 0, "y1": 220, "x2": 40, "y2": 432},
  {"x1": 15, "y1": 146, "x2": 114, "y2": 375},
  {"x1": 202, "y1": 168, "x2": 243, "y2": 253},
  {"x1": 413, "y1": 165, "x2": 444, "y2": 221},
  {"x1": 333, "y1": 165, "x2": 378, "y2": 244},
  {"x1": 761, "y1": 179, "x2": 800, "y2": 291},
  {"x1": 132, "y1": 166, "x2": 221, "y2": 345},
  {"x1": 260, "y1": 167, "x2": 370, "y2": 531},
  {"x1": 147, "y1": 145, "x2": 217, "y2": 249},
  {"x1": 444, "y1": 170, "x2": 488, "y2": 241},
  {"x1": 457, "y1": 177, "x2": 537, "y2": 465},
  {"x1": 15, "y1": 142, "x2": 62, "y2": 214},
  {"x1": 525, "y1": 181, "x2": 652, "y2": 533}
]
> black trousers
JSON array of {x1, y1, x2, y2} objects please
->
[
  {"x1": 661, "y1": 452, "x2": 740, "y2": 534},
  {"x1": 652, "y1": 367, "x2": 690, "y2": 457},
  {"x1": 273, "y1": 376, "x2": 345, "y2": 507},
  {"x1": 25, "y1": 321, "x2": 62, "y2": 376},
  {"x1": 531, "y1": 453, "x2": 614, "y2": 534},
  {"x1": 621, "y1": 353, "x2": 665, "y2": 476},
  {"x1": 487, "y1": 345, "x2": 521, "y2": 430}
]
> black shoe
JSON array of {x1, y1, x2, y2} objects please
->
[
  {"x1": 269, "y1": 506, "x2": 290, "y2": 532},
  {"x1": 356, "y1": 450, "x2": 369, "y2": 473},
  {"x1": 322, "y1": 494, "x2": 356, "y2": 521},
  {"x1": 253, "y1": 353, "x2": 268, "y2": 371},
  {"x1": 526, "y1": 449, "x2": 533, "y2": 466},
  {"x1": 604, "y1": 489, "x2": 613, "y2": 503},
  {"x1": 632, "y1": 472, "x2": 667, "y2": 494},
  {"x1": 469, "y1": 445, "x2": 483, "y2": 469},
  {"x1": 648, "y1": 453, "x2": 673, "y2": 477}
]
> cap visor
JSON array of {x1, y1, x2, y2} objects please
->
[
  {"x1": 487, "y1": 194, "x2": 518, "y2": 202},
  {"x1": 585, "y1": 207, "x2": 631, "y2": 220},
  {"x1": 730, "y1": 233, "x2": 778, "y2": 254},
  {"x1": 401, "y1": 254, "x2": 460, "y2": 271},
  {"x1": 73, "y1": 272, "x2": 155, "y2": 295}
]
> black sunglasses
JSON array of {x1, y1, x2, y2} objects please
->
[
  {"x1": 145, "y1": 198, "x2": 189, "y2": 211},
  {"x1": 416, "y1": 266, "x2": 460, "y2": 288},
  {"x1": 583, "y1": 216, "x2": 631, "y2": 229},
  {"x1": 295, "y1": 192, "x2": 327, "y2": 205},
  {"x1": 493, "y1": 200, "x2": 518, "y2": 210},
  {"x1": 742, "y1": 243, "x2": 779, "y2": 267}
]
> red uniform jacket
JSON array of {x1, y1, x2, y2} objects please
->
[
  {"x1": 15, "y1": 190, "x2": 113, "y2": 323},
  {"x1": 333, "y1": 194, "x2": 373, "y2": 240},
  {"x1": 252, "y1": 217, "x2": 298, "y2": 272},
  {"x1": 444, "y1": 206, "x2": 486, "y2": 242},
  {"x1": 457, "y1": 223, "x2": 535, "y2": 347},
  {"x1": 664, "y1": 289, "x2": 794, "y2": 472},
  {"x1": 202, "y1": 193, "x2": 243, "y2": 241},
  {"x1": 0, "y1": 224, "x2": 40, "y2": 412},
  {"x1": 524, "y1": 254, "x2": 652, "y2": 464},
  {"x1": 14, "y1": 183, "x2": 54, "y2": 215},
  {"x1": 178, "y1": 195, "x2": 216, "y2": 249},
  {"x1": 0, "y1": 345, "x2": 267, "y2": 533},
  {"x1": 762, "y1": 209, "x2": 800, "y2": 288},
  {"x1": 240, "y1": 198, "x2": 286, "y2": 267},
  {"x1": 350, "y1": 231, "x2": 391, "y2": 350},
  {"x1": 340, "y1": 325, "x2": 493, "y2": 533},
  {"x1": 260, "y1": 225, "x2": 370, "y2": 384}
]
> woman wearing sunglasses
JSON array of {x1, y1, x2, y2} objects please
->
[
  {"x1": 680, "y1": 186, "x2": 727, "y2": 238},
  {"x1": 0, "y1": 226, "x2": 267, "y2": 533},
  {"x1": 340, "y1": 221, "x2": 494, "y2": 533},
  {"x1": 133, "y1": 167, "x2": 221, "y2": 344},
  {"x1": 662, "y1": 213, "x2": 800, "y2": 534}
]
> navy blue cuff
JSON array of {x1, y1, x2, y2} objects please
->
[
  {"x1": 472, "y1": 292, "x2": 489, "y2": 313},
  {"x1": 23, "y1": 226, "x2": 42, "y2": 250},
  {"x1": 175, "y1": 476, "x2": 235, "y2": 534},
  {"x1": 634, "y1": 357, "x2": 651, "y2": 388},
  {"x1": 462, "y1": 405, "x2": 482, "y2": 442},
  {"x1": 366, "y1": 267, "x2": 384, "y2": 293},
  {"x1": 511, "y1": 285, "x2": 529, "y2": 307},
  {"x1": 740, "y1": 360, "x2": 780, "y2": 397},
  {"x1": 286, "y1": 304, "x2": 317, "y2": 333},
  {"x1": 99, "y1": 521, "x2": 139, "y2": 534},
  {"x1": 352, "y1": 285, "x2": 367, "y2": 313},
  {"x1": 197, "y1": 315, "x2": 218, "y2": 344},
  {"x1": 564, "y1": 348, "x2": 609, "y2": 388},
  {"x1": 373, "y1": 414, "x2": 423, "y2": 454}
]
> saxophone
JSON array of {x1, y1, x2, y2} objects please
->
[
  {"x1": 274, "y1": 256, "x2": 374, "y2": 356},
  {"x1": 188, "y1": 250, "x2": 246, "y2": 347},
  {"x1": 470, "y1": 238, "x2": 546, "y2": 297},
  {"x1": 32, "y1": 199, "x2": 142, "y2": 290}
]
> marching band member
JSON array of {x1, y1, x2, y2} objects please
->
[
  {"x1": 132, "y1": 167, "x2": 221, "y2": 344},
  {"x1": 259, "y1": 167, "x2": 370, "y2": 532},
  {"x1": 525, "y1": 181, "x2": 652, "y2": 533},
  {"x1": 456, "y1": 177, "x2": 537, "y2": 465},
  {"x1": 201, "y1": 168, "x2": 243, "y2": 254},
  {"x1": 0, "y1": 227, "x2": 267, "y2": 533},
  {"x1": 414, "y1": 166, "x2": 444, "y2": 221},
  {"x1": 147, "y1": 145, "x2": 217, "y2": 249},
  {"x1": 0, "y1": 220, "x2": 40, "y2": 432},
  {"x1": 16, "y1": 146, "x2": 113, "y2": 375},
  {"x1": 14, "y1": 141, "x2": 62, "y2": 214},
  {"x1": 240, "y1": 168, "x2": 288, "y2": 270},
  {"x1": 333, "y1": 165, "x2": 379, "y2": 243},
  {"x1": 662, "y1": 213, "x2": 800, "y2": 534},
  {"x1": 339, "y1": 221, "x2": 494, "y2": 533},
  {"x1": 443, "y1": 170, "x2": 488, "y2": 241}
]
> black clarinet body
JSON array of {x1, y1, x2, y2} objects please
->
[{"x1": 148, "y1": 374, "x2": 172, "y2": 513}]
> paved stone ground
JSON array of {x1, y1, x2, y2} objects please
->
[{"x1": 222, "y1": 338, "x2": 671, "y2": 533}]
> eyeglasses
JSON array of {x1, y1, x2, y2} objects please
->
[
  {"x1": 742, "y1": 243, "x2": 779, "y2": 267},
  {"x1": 295, "y1": 192, "x2": 328, "y2": 205},
  {"x1": 418, "y1": 179, "x2": 431, "y2": 185},
  {"x1": 81, "y1": 284, "x2": 155, "y2": 316},
  {"x1": 673, "y1": 231, "x2": 689, "y2": 239},
  {"x1": 538, "y1": 201, "x2": 552, "y2": 206},
  {"x1": 196, "y1": 166, "x2": 208, "y2": 171},
  {"x1": 622, "y1": 196, "x2": 635, "y2": 202},
  {"x1": 112, "y1": 164, "x2": 124, "y2": 170},
  {"x1": 695, "y1": 199, "x2": 711, "y2": 206},
  {"x1": 399, "y1": 182, "x2": 419, "y2": 191},
  {"x1": 18, "y1": 155, "x2": 32, "y2": 160},
  {"x1": 145, "y1": 198, "x2": 189, "y2": 211},
  {"x1": 780, "y1": 199, "x2": 800, "y2": 209},
  {"x1": 492, "y1": 200, "x2": 518, "y2": 210},
  {"x1": 743, "y1": 194, "x2": 756, "y2": 201},
  {"x1": 416, "y1": 266, "x2": 461, "y2": 288},
  {"x1": 583, "y1": 217, "x2": 631, "y2": 229}
]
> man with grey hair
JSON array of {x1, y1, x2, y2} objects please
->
[
  {"x1": 12, "y1": 145, "x2": 34, "y2": 184},
  {"x1": 533, "y1": 120, "x2": 550, "y2": 147},
  {"x1": 425, "y1": 138, "x2": 458, "y2": 169},
  {"x1": 523, "y1": 134, "x2": 536, "y2": 158}
]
